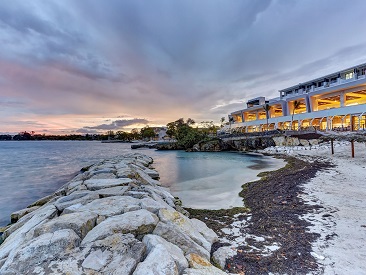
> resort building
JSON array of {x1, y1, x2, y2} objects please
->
[{"x1": 226, "y1": 63, "x2": 366, "y2": 133}]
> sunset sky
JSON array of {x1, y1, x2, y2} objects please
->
[{"x1": 1, "y1": 0, "x2": 366, "y2": 134}]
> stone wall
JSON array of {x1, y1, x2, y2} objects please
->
[{"x1": 0, "y1": 153, "x2": 226, "y2": 275}]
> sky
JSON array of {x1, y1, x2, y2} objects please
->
[{"x1": 1, "y1": 0, "x2": 366, "y2": 135}]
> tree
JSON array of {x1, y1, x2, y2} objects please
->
[
  {"x1": 131, "y1": 128, "x2": 140, "y2": 140},
  {"x1": 140, "y1": 126, "x2": 156, "y2": 140},
  {"x1": 291, "y1": 100, "x2": 301, "y2": 130},
  {"x1": 263, "y1": 104, "x2": 272, "y2": 131},
  {"x1": 166, "y1": 118, "x2": 206, "y2": 149},
  {"x1": 220, "y1": 117, "x2": 225, "y2": 128}
]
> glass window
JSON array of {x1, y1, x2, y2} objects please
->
[{"x1": 345, "y1": 72, "x2": 354, "y2": 80}]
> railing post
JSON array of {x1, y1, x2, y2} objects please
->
[
  {"x1": 351, "y1": 140, "x2": 355, "y2": 158},
  {"x1": 331, "y1": 139, "x2": 334, "y2": 155}
]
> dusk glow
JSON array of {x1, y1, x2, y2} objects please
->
[{"x1": 1, "y1": 0, "x2": 366, "y2": 134}]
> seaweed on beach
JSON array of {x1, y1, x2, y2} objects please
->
[{"x1": 187, "y1": 155, "x2": 334, "y2": 275}]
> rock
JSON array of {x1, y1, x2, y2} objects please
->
[
  {"x1": 82, "y1": 248, "x2": 112, "y2": 270},
  {"x1": 33, "y1": 211, "x2": 98, "y2": 239},
  {"x1": 96, "y1": 186, "x2": 129, "y2": 198},
  {"x1": 299, "y1": 139, "x2": 310, "y2": 146},
  {"x1": 82, "y1": 209, "x2": 159, "y2": 245},
  {"x1": 27, "y1": 193, "x2": 56, "y2": 207},
  {"x1": 158, "y1": 209, "x2": 211, "y2": 252},
  {"x1": 10, "y1": 206, "x2": 40, "y2": 223},
  {"x1": 309, "y1": 139, "x2": 319, "y2": 145},
  {"x1": 133, "y1": 244, "x2": 179, "y2": 275},
  {"x1": 54, "y1": 191, "x2": 99, "y2": 211},
  {"x1": 63, "y1": 196, "x2": 141, "y2": 216},
  {"x1": 153, "y1": 222, "x2": 210, "y2": 260},
  {"x1": 0, "y1": 205, "x2": 58, "y2": 260},
  {"x1": 139, "y1": 197, "x2": 173, "y2": 214},
  {"x1": 84, "y1": 178, "x2": 133, "y2": 191},
  {"x1": 184, "y1": 253, "x2": 228, "y2": 275},
  {"x1": 212, "y1": 246, "x2": 237, "y2": 269},
  {"x1": 0, "y1": 229, "x2": 81, "y2": 274},
  {"x1": 190, "y1": 218, "x2": 218, "y2": 244},
  {"x1": 285, "y1": 137, "x2": 300, "y2": 146},
  {"x1": 143, "y1": 168, "x2": 160, "y2": 179},
  {"x1": 273, "y1": 136, "x2": 286, "y2": 146},
  {"x1": 78, "y1": 233, "x2": 145, "y2": 274},
  {"x1": 135, "y1": 169, "x2": 160, "y2": 186},
  {"x1": 143, "y1": 234, "x2": 188, "y2": 273}
]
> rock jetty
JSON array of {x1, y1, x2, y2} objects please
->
[{"x1": 0, "y1": 153, "x2": 226, "y2": 275}]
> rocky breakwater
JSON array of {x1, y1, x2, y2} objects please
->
[{"x1": 0, "y1": 153, "x2": 226, "y2": 275}]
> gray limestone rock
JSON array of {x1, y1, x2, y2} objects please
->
[
  {"x1": 153, "y1": 222, "x2": 210, "y2": 260},
  {"x1": 143, "y1": 234, "x2": 188, "y2": 273},
  {"x1": 183, "y1": 253, "x2": 228, "y2": 275},
  {"x1": 84, "y1": 178, "x2": 133, "y2": 191},
  {"x1": 0, "y1": 229, "x2": 81, "y2": 274},
  {"x1": 190, "y1": 218, "x2": 219, "y2": 244},
  {"x1": 0, "y1": 205, "x2": 58, "y2": 261},
  {"x1": 158, "y1": 209, "x2": 212, "y2": 252},
  {"x1": 212, "y1": 246, "x2": 237, "y2": 270},
  {"x1": 33, "y1": 211, "x2": 98, "y2": 239},
  {"x1": 63, "y1": 196, "x2": 141, "y2": 216},
  {"x1": 10, "y1": 206, "x2": 40, "y2": 223},
  {"x1": 133, "y1": 244, "x2": 179, "y2": 275},
  {"x1": 54, "y1": 191, "x2": 99, "y2": 211},
  {"x1": 82, "y1": 209, "x2": 159, "y2": 245}
]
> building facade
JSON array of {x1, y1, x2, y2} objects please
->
[{"x1": 227, "y1": 63, "x2": 366, "y2": 133}]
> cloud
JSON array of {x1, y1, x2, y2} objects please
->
[
  {"x1": 1, "y1": 0, "x2": 366, "y2": 133},
  {"x1": 83, "y1": 118, "x2": 149, "y2": 131}
]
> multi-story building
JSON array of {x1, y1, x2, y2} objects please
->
[{"x1": 227, "y1": 63, "x2": 366, "y2": 132}]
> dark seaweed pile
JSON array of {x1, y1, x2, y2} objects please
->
[{"x1": 188, "y1": 156, "x2": 334, "y2": 275}]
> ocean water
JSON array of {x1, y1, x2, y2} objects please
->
[{"x1": 0, "y1": 141, "x2": 284, "y2": 226}]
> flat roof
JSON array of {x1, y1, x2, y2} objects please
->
[{"x1": 279, "y1": 62, "x2": 366, "y2": 93}]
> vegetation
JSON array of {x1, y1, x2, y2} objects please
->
[
  {"x1": 0, "y1": 126, "x2": 160, "y2": 142},
  {"x1": 166, "y1": 118, "x2": 220, "y2": 149}
]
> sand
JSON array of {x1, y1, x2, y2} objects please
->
[{"x1": 291, "y1": 141, "x2": 366, "y2": 274}]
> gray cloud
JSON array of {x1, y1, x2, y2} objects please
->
[
  {"x1": 1, "y1": 0, "x2": 366, "y2": 133},
  {"x1": 83, "y1": 119, "x2": 149, "y2": 131}
]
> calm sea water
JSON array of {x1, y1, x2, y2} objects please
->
[{"x1": 0, "y1": 141, "x2": 284, "y2": 226}]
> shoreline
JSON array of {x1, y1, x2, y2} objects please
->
[
  {"x1": 187, "y1": 155, "x2": 333, "y2": 274},
  {"x1": 188, "y1": 141, "x2": 366, "y2": 274}
]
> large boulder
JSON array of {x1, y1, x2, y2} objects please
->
[
  {"x1": 81, "y1": 209, "x2": 159, "y2": 245},
  {"x1": 0, "y1": 229, "x2": 81, "y2": 274},
  {"x1": 143, "y1": 234, "x2": 188, "y2": 273},
  {"x1": 133, "y1": 244, "x2": 179, "y2": 275}
]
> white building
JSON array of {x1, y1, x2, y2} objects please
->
[{"x1": 227, "y1": 63, "x2": 366, "y2": 132}]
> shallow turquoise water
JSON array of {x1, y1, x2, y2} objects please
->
[{"x1": 0, "y1": 141, "x2": 284, "y2": 226}]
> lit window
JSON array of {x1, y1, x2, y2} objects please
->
[{"x1": 345, "y1": 72, "x2": 354, "y2": 80}]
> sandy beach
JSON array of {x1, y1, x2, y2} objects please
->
[{"x1": 291, "y1": 141, "x2": 366, "y2": 274}]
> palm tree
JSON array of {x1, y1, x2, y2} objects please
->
[
  {"x1": 291, "y1": 100, "x2": 301, "y2": 130},
  {"x1": 263, "y1": 104, "x2": 271, "y2": 131}
]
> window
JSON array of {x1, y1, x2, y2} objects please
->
[
  {"x1": 345, "y1": 71, "x2": 354, "y2": 80},
  {"x1": 361, "y1": 68, "x2": 366, "y2": 75}
]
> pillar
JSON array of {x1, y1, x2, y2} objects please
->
[{"x1": 340, "y1": 91, "x2": 346, "y2": 107}]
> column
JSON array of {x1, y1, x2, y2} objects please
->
[{"x1": 340, "y1": 91, "x2": 346, "y2": 107}]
